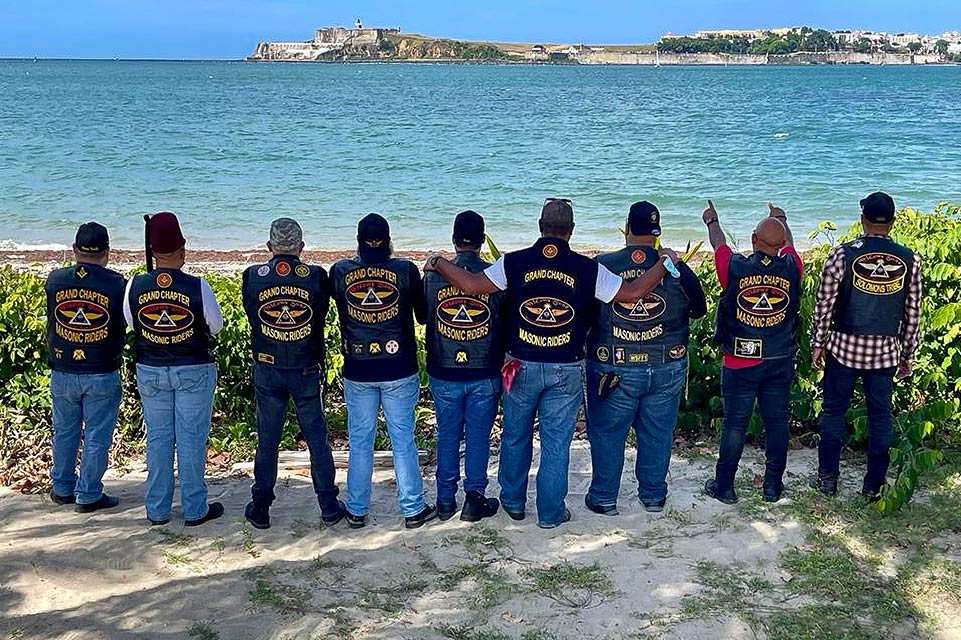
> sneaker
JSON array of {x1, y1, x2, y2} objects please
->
[
  {"x1": 245, "y1": 501, "x2": 270, "y2": 529},
  {"x1": 49, "y1": 489, "x2": 76, "y2": 506},
  {"x1": 642, "y1": 498, "x2": 666, "y2": 513},
  {"x1": 75, "y1": 494, "x2": 119, "y2": 513},
  {"x1": 809, "y1": 472, "x2": 838, "y2": 496},
  {"x1": 148, "y1": 517, "x2": 171, "y2": 526},
  {"x1": 585, "y1": 495, "x2": 618, "y2": 516},
  {"x1": 321, "y1": 500, "x2": 347, "y2": 526},
  {"x1": 537, "y1": 507, "x2": 572, "y2": 529},
  {"x1": 504, "y1": 507, "x2": 526, "y2": 521},
  {"x1": 346, "y1": 511, "x2": 367, "y2": 529},
  {"x1": 185, "y1": 502, "x2": 225, "y2": 527},
  {"x1": 704, "y1": 479, "x2": 738, "y2": 505},
  {"x1": 460, "y1": 491, "x2": 499, "y2": 522},
  {"x1": 437, "y1": 501, "x2": 458, "y2": 521},
  {"x1": 405, "y1": 504, "x2": 438, "y2": 529}
]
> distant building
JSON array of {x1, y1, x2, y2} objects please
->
[
  {"x1": 249, "y1": 24, "x2": 401, "y2": 61},
  {"x1": 889, "y1": 32, "x2": 922, "y2": 46}
]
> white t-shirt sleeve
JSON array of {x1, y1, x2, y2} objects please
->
[
  {"x1": 200, "y1": 278, "x2": 224, "y2": 335},
  {"x1": 483, "y1": 257, "x2": 508, "y2": 291},
  {"x1": 122, "y1": 278, "x2": 134, "y2": 329},
  {"x1": 594, "y1": 264, "x2": 622, "y2": 304}
]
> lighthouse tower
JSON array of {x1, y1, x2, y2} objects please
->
[{"x1": 355, "y1": 18, "x2": 363, "y2": 30}]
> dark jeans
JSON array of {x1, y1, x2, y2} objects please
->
[
  {"x1": 714, "y1": 358, "x2": 795, "y2": 492},
  {"x1": 251, "y1": 363, "x2": 339, "y2": 512},
  {"x1": 586, "y1": 359, "x2": 688, "y2": 506},
  {"x1": 817, "y1": 354, "x2": 896, "y2": 492}
]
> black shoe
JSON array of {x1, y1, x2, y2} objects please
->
[
  {"x1": 437, "y1": 501, "x2": 458, "y2": 521},
  {"x1": 809, "y1": 472, "x2": 838, "y2": 496},
  {"x1": 461, "y1": 491, "x2": 499, "y2": 522},
  {"x1": 859, "y1": 485, "x2": 882, "y2": 503},
  {"x1": 762, "y1": 476, "x2": 784, "y2": 503},
  {"x1": 585, "y1": 495, "x2": 618, "y2": 516},
  {"x1": 504, "y1": 507, "x2": 526, "y2": 521},
  {"x1": 49, "y1": 489, "x2": 76, "y2": 506},
  {"x1": 321, "y1": 500, "x2": 347, "y2": 526},
  {"x1": 405, "y1": 504, "x2": 438, "y2": 529},
  {"x1": 185, "y1": 502, "x2": 225, "y2": 527},
  {"x1": 704, "y1": 479, "x2": 738, "y2": 505},
  {"x1": 245, "y1": 501, "x2": 270, "y2": 529},
  {"x1": 537, "y1": 507, "x2": 572, "y2": 529},
  {"x1": 642, "y1": 498, "x2": 666, "y2": 513},
  {"x1": 346, "y1": 511, "x2": 367, "y2": 529},
  {"x1": 75, "y1": 494, "x2": 119, "y2": 513},
  {"x1": 148, "y1": 517, "x2": 171, "y2": 526}
]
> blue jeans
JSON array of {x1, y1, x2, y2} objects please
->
[
  {"x1": 136, "y1": 363, "x2": 217, "y2": 522},
  {"x1": 251, "y1": 363, "x2": 339, "y2": 512},
  {"x1": 586, "y1": 359, "x2": 688, "y2": 506},
  {"x1": 499, "y1": 359, "x2": 585, "y2": 526},
  {"x1": 714, "y1": 358, "x2": 795, "y2": 492},
  {"x1": 429, "y1": 375, "x2": 501, "y2": 504},
  {"x1": 344, "y1": 374, "x2": 426, "y2": 517},
  {"x1": 817, "y1": 354, "x2": 896, "y2": 492},
  {"x1": 49, "y1": 370, "x2": 122, "y2": 504}
]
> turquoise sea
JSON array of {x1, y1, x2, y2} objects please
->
[{"x1": 1, "y1": 60, "x2": 959, "y2": 251}]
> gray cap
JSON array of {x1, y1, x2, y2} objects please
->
[{"x1": 269, "y1": 218, "x2": 303, "y2": 253}]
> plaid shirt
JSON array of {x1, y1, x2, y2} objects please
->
[{"x1": 810, "y1": 234, "x2": 922, "y2": 370}]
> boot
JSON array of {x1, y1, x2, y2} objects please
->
[
  {"x1": 460, "y1": 491, "x2": 499, "y2": 522},
  {"x1": 809, "y1": 472, "x2": 838, "y2": 496}
]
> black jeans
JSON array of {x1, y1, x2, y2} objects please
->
[
  {"x1": 817, "y1": 354, "x2": 896, "y2": 493},
  {"x1": 714, "y1": 358, "x2": 795, "y2": 491},
  {"x1": 251, "y1": 363, "x2": 339, "y2": 511}
]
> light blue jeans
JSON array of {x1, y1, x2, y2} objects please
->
[
  {"x1": 429, "y1": 375, "x2": 501, "y2": 505},
  {"x1": 50, "y1": 370, "x2": 122, "y2": 504},
  {"x1": 136, "y1": 363, "x2": 217, "y2": 522},
  {"x1": 344, "y1": 374, "x2": 426, "y2": 517},
  {"x1": 499, "y1": 359, "x2": 585, "y2": 526}
]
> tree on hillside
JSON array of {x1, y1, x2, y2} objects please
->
[
  {"x1": 936, "y1": 39, "x2": 949, "y2": 56},
  {"x1": 852, "y1": 38, "x2": 872, "y2": 53},
  {"x1": 907, "y1": 41, "x2": 923, "y2": 54}
]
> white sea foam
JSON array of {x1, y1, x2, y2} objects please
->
[
  {"x1": 774, "y1": 132, "x2": 790, "y2": 138},
  {"x1": 0, "y1": 239, "x2": 71, "y2": 251}
]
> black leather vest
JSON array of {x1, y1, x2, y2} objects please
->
[
  {"x1": 128, "y1": 269, "x2": 213, "y2": 366},
  {"x1": 503, "y1": 238, "x2": 598, "y2": 363},
  {"x1": 331, "y1": 257, "x2": 415, "y2": 377},
  {"x1": 714, "y1": 251, "x2": 800, "y2": 361},
  {"x1": 833, "y1": 236, "x2": 914, "y2": 336},
  {"x1": 242, "y1": 255, "x2": 328, "y2": 369},
  {"x1": 587, "y1": 246, "x2": 692, "y2": 366},
  {"x1": 45, "y1": 263, "x2": 126, "y2": 374},
  {"x1": 425, "y1": 252, "x2": 504, "y2": 380}
]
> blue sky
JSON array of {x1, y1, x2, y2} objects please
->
[{"x1": 3, "y1": 0, "x2": 960, "y2": 59}]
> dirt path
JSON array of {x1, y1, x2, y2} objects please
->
[{"x1": 1, "y1": 445, "x2": 959, "y2": 640}]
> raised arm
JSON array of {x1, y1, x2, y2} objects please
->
[
  {"x1": 768, "y1": 203, "x2": 794, "y2": 247},
  {"x1": 703, "y1": 200, "x2": 726, "y2": 250},
  {"x1": 425, "y1": 255, "x2": 500, "y2": 296},
  {"x1": 610, "y1": 249, "x2": 675, "y2": 303}
]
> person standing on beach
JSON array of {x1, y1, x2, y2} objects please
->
[
  {"x1": 124, "y1": 212, "x2": 224, "y2": 526},
  {"x1": 702, "y1": 201, "x2": 802, "y2": 505},
  {"x1": 45, "y1": 222, "x2": 126, "y2": 513},
  {"x1": 424, "y1": 211, "x2": 504, "y2": 523},
  {"x1": 584, "y1": 202, "x2": 706, "y2": 515},
  {"x1": 425, "y1": 198, "x2": 677, "y2": 528},
  {"x1": 241, "y1": 218, "x2": 346, "y2": 529},
  {"x1": 331, "y1": 214, "x2": 436, "y2": 529},
  {"x1": 809, "y1": 192, "x2": 922, "y2": 499}
]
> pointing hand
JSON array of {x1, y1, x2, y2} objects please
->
[
  {"x1": 703, "y1": 200, "x2": 719, "y2": 225},
  {"x1": 769, "y1": 202, "x2": 787, "y2": 220}
]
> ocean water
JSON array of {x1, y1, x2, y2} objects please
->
[{"x1": 1, "y1": 60, "x2": 959, "y2": 252}]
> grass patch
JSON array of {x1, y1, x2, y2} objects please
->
[
  {"x1": 447, "y1": 526, "x2": 511, "y2": 556},
  {"x1": 163, "y1": 551, "x2": 192, "y2": 565},
  {"x1": 437, "y1": 625, "x2": 509, "y2": 640},
  {"x1": 360, "y1": 576, "x2": 431, "y2": 615},
  {"x1": 248, "y1": 578, "x2": 312, "y2": 614},
  {"x1": 186, "y1": 621, "x2": 219, "y2": 640},
  {"x1": 764, "y1": 604, "x2": 874, "y2": 640},
  {"x1": 441, "y1": 561, "x2": 517, "y2": 608},
  {"x1": 240, "y1": 523, "x2": 260, "y2": 558},
  {"x1": 522, "y1": 560, "x2": 616, "y2": 607},
  {"x1": 154, "y1": 528, "x2": 196, "y2": 547}
]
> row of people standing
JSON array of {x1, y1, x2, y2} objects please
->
[{"x1": 44, "y1": 192, "x2": 920, "y2": 530}]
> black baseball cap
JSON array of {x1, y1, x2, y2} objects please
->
[
  {"x1": 357, "y1": 213, "x2": 390, "y2": 246},
  {"x1": 860, "y1": 192, "x2": 896, "y2": 224},
  {"x1": 74, "y1": 222, "x2": 109, "y2": 254},
  {"x1": 453, "y1": 210, "x2": 485, "y2": 247},
  {"x1": 628, "y1": 201, "x2": 661, "y2": 237}
]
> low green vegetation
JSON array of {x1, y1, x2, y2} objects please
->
[{"x1": 1, "y1": 205, "x2": 959, "y2": 513}]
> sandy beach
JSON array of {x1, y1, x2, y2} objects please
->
[{"x1": 3, "y1": 443, "x2": 959, "y2": 640}]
